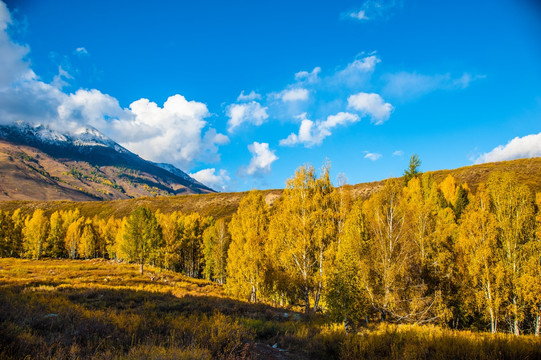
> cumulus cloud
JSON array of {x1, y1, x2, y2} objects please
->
[
  {"x1": 295, "y1": 67, "x2": 321, "y2": 83},
  {"x1": 120, "y1": 95, "x2": 229, "y2": 168},
  {"x1": 393, "y1": 150, "x2": 404, "y2": 157},
  {"x1": 0, "y1": 5, "x2": 228, "y2": 171},
  {"x1": 475, "y1": 133, "x2": 541, "y2": 164},
  {"x1": 237, "y1": 90, "x2": 261, "y2": 102},
  {"x1": 57, "y1": 88, "x2": 128, "y2": 130},
  {"x1": 226, "y1": 101, "x2": 269, "y2": 132},
  {"x1": 347, "y1": 92, "x2": 393, "y2": 124},
  {"x1": 0, "y1": 1, "x2": 30, "y2": 88},
  {"x1": 243, "y1": 142, "x2": 278, "y2": 175},
  {"x1": 280, "y1": 112, "x2": 360, "y2": 147},
  {"x1": 364, "y1": 152, "x2": 382, "y2": 161},
  {"x1": 189, "y1": 168, "x2": 230, "y2": 191},
  {"x1": 382, "y1": 71, "x2": 484, "y2": 100},
  {"x1": 279, "y1": 88, "x2": 310, "y2": 102}
]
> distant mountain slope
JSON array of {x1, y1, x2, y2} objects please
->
[
  {"x1": 0, "y1": 122, "x2": 214, "y2": 201},
  {"x1": 1, "y1": 157, "x2": 539, "y2": 220}
]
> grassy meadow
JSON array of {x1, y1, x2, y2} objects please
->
[{"x1": 1, "y1": 258, "x2": 540, "y2": 360}]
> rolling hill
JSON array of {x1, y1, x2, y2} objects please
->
[
  {"x1": 0, "y1": 122, "x2": 213, "y2": 201},
  {"x1": 0, "y1": 156, "x2": 539, "y2": 220}
]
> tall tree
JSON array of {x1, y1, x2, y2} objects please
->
[
  {"x1": 123, "y1": 207, "x2": 163, "y2": 274},
  {"x1": 8, "y1": 209, "x2": 25, "y2": 257},
  {"x1": 268, "y1": 164, "x2": 336, "y2": 314},
  {"x1": 364, "y1": 179, "x2": 411, "y2": 321},
  {"x1": 457, "y1": 186, "x2": 503, "y2": 333},
  {"x1": 403, "y1": 177, "x2": 437, "y2": 267},
  {"x1": 47, "y1": 211, "x2": 67, "y2": 258},
  {"x1": 403, "y1": 154, "x2": 421, "y2": 184},
  {"x1": 96, "y1": 215, "x2": 121, "y2": 260},
  {"x1": 518, "y1": 192, "x2": 541, "y2": 335},
  {"x1": 65, "y1": 217, "x2": 84, "y2": 259},
  {"x1": 156, "y1": 211, "x2": 184, "y2": 271},
  {"x1": 0, "y1": 211, "x2": 14, "y2": 257},
  {"x1": 326, "y1": 199, "x2": 372, "y2": 328},
  {"x1": 226, "y1": 191, "x2": 269, "y2": 302},
  {"x1": 488, "y1": 172, "x2": 535, "y2": 335},
  {"x1": 179, "y1": 213, "x2": 211, "y2": 278},
  {"x1": 22, "y1": 209, "x2": 49, "y2": 259},
  {"x1": 203, "y1": 218, "x2": 231, "y2": 284},
  {"x1": 79, "y1": 219, "x2": 98, "y2": 259}
]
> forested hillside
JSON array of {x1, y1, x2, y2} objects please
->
[
  {"x1": 1, "y1": 159, "x2": 540, "y2": 337},
  {"x1": 0, "y1": 157, "x2": 539, "y2": 220}
]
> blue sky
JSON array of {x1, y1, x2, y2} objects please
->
[{"x1": 1, "y1": 0, "x2": 540, "y2": 191}]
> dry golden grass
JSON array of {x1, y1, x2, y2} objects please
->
[{"x1": 1, "y1": 259, "x2": 541, "y2": 360}]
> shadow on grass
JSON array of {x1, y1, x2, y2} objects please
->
[{"x1": 0, "y1": 284, "x2": 294, "y2": 359}]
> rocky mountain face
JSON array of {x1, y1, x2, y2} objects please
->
[{"x1": 0, "y1": 122, "x2": 214, "y2": 201}]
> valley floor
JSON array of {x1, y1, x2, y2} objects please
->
[{"x1": 0, "y1": 258, "x2": 540, "y2": 360}]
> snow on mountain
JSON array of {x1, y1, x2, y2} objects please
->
[
  {"x1": 0, "y1": 121, "x2": 215, "y2": 195},
  {"x1": 153, "y1": 162, "x2": 205, "y2": 187}
]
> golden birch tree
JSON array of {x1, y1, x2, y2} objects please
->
[
  {"x1": 226, "y1": 190, "x2": 269, "y2": 302},
  {"x1": 268, "y1": 165, "x2": 335, "y2": 314},
  {"x1": 488, "y1": 172, "x2": 535, "y2": 335},
  {"x1": 23, "y1": 209, "x2": 49, "y2": 259},
  {"x1": 203, "y1": 218, "x2": 231, "y2": 284},
  {"x1": 457, "y1": 186, "x2": 503, "y2": 333}
]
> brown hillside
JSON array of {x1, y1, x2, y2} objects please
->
[
  {"x1": 1, "y1": 157, "x2": 540, "y2": 220},
  {"x1": 0, "y1": 140, "x2": 212, "y2": 201}
]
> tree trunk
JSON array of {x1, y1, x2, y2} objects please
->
[
  {"x1": 535, "y1": 313, "x2": 540, "y2": 336},
  {"x1": 513, "y1": 298, "x2": 520, "y2": 335},
  {"x1": 489, "y1": 308, "x2": 496, "y2": 333},
  {"x1": 251, "y1": 284, "x2": 257, "y2": 303},
  {"x1": 314, "y1": 280, "x2": 322, "y2": 313},
  {"x1": 304, "y1": 286, "x2": 310, "y2": 315},
  {"x1": 140, "y1": 260, "x2": 144, "y2": 275}
]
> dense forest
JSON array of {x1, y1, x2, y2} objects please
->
[{"x1": 1, "y1": 159, "x2": 540, "y2": 336}]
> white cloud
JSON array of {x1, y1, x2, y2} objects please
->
[
  {"x1": 244, "y1": 142, "x2": 278, "y2": 175},
  {"x1": 347, "y1": 92, "x2": 393, "y2": 124},
  {"x1": 74, "y1": 47, "x2": 88, "y2": 56},
  {"x1": 237, "y1": 90, "x2": 261, "y2": 102},
  {"x1": 349, "y1": 10, "x2": 369, "y2": 20},
  {"x1": 0, "y1": 1, "x2": 30, "y2": 89},
  {"x1": 382, "y1": 71, "x2": 484, "y2": 100},
  {"x1": 280, "y1": 112, "x2": 360, "y2": 147},
  {"x1": 364, "y1": 152, "x2": 382, "y2": 161},
  {"x1": 330, "y1": 55, "x2": 380, "y2": 89},
  {"x1": 295, "y1": 67, "x2": 321, "y2": 83},
  {"x1": 119, "y1": 95, "x2": 229, "y2": 168},
  {"x1": 475, "y1": 133, "x2": 541, "y2": 164},
  {"x1": 57, "y1": 88, "x2": 128, "y2": 131},
  {"x1": 51, "y1": 66, "x2": 73, "y2": 89},
  {"x1": 279, "y1": 88, "x2": 310, "y2": 102},
  {"x1": 226, "y1": 101, "x2": 268, "y2": 132},
  {"x1": 0, "y1": 3, "x2": 229, "y2": 171},
  {"x1": 189, "y1": 168, "x2": 230, "y2": 191},
  {"x1": 393, "y1": 150, "x2": 404, "y2": 157}
]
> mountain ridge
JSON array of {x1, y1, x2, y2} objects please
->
[{"x1": 0, "y1": 122, "x2": 214, "y2": 201}]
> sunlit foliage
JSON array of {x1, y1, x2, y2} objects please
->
[{"x1": 1, "y1": 164, "x2": 540, "y2": 337}]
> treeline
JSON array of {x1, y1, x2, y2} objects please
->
[
  {"x1": 0, "y1": 163, "x2": 540, "y2": 336},
  {"x1": 0, "y1": 206, "x2": 225, "y2": 279}
]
